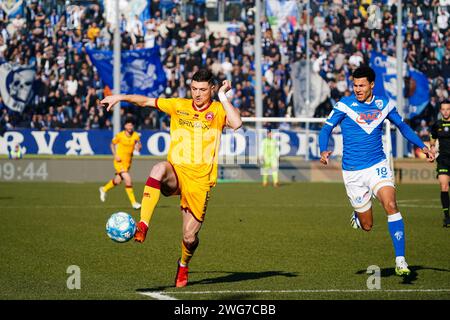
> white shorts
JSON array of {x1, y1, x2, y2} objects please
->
[{"x1": 342, "y1": 159, "x2": 395, "y2": 212}]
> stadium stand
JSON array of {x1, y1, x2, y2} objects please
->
[{"x1": 0, "y1": 0, "x2": 449, "y2": 145}]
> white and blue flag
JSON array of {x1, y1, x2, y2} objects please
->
[
  {"x1": 0, "y1": 62, "x2": 35, "y2": 113},
  {"x1": 370, "y1": 51, "x2": 429, "y2": 119},
  {"x1": 0, "y1": 0, "x2": 24, "y2": 18},
  {"x1": 87, "y1": 47, "x2": 166, "y2": 97}
]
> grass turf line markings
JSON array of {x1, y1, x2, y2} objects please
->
[
  {"x1": 139, "y1": 292, "x2": 178, "y2": 300},
  {"x1": 138, "y1": 288, "x2": 450, "y2": 298}
]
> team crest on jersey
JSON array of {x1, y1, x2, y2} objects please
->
[
  {"x1": 375, "y1": 100, "x2": 384, "y2": 110},
  {"x1": 205, "y1": 112, "x2": 215, "y2": 121}
]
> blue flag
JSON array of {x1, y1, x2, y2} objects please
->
[
  {"x1": 0, "y1": 0, "x2": 24, "y2": 18},
  {"x1": 87, "y1": 47, "x2": 166, "y2": 97},
  {"x1": 370, "y1": 51, "x2": 429, "y2": 118}
]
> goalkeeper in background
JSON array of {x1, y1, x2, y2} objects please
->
[{"x1": 260, "y1": 130, "x2": 280, "y2": 187}]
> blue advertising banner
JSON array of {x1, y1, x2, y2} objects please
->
[{"x1": 0, "y1": 129, "x2": 337, "y2": 159}]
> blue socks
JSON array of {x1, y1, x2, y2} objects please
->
[{"x1": 388, "y1": 212, "x2": 405, "y2": 257}]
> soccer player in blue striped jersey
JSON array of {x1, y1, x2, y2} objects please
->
[{"x1": 319, "y1": 66, "x2": 435, "y2": 277}]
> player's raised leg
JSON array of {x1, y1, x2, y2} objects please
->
[
  {"x1": 99, "y1": 174, "x2": 122, "y2": 202},
  {"x1": 377, "y1": 186, "x2": 410, "y2": 276},
  {"x1": 343, "y1": 171, "x2": 373, "y2": 230},
  {"x1": 176, "y1": 209, "x2": 202, "y2": 288},
  {"x1": 352, "y1": 207, "x2": 373, "y2": 231},
  {"x1": 438, "y1": 174, "x2": 450, "y2": 227},
  {"x1": 120, "y1": 171, "x2": 140, "y2": 209},
  {"x1": 134, "y1": 161, "x2": 178, "y2": 243}
]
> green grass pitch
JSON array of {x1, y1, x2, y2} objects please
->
[{"x1": 0, "y1": 181, "x2": 449, "y2": 300}]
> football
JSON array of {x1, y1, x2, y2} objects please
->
[{"x1": 106, "y1": 212, "x2": 136, "y2": 243}]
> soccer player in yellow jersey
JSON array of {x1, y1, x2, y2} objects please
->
[
  {"x1": 100, "y1": 69, "x2": 242, "y2": 287},
  {"x1": 99, "y1": 118, "x2": 142, "y2": 210}
]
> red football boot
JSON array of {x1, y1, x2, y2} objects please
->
[
  {"x1": 134, "y1": 221, "x2": 148, "y2": 243},
  {"x1": 175, "y1": 260, "x2": 189, "y2": 288}
]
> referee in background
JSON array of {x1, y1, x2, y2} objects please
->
[{"x1": 430, "y1": 100, "x2": 450, "y2": 227}]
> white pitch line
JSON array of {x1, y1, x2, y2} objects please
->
[
  {"x1": 139, "y1": 291, "x2": 178, "y2": 300},
  {"x1": 139, "y1": 289, "x2": 450, "y2": 297}
]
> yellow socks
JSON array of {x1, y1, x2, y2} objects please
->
[
  {"x1": 125, "y1": 186, "x2": 137, "y2": 205},
  {"x1": 180, "y1": 239, "x2": 199, "y2": 266},
  {"x1": 103, "y1": 179, "x2": 116, "y2": 192},
  {"x1": 139, "y1": 177, "x2": 161, "y2": 225},
  {"x1": 273, "y1": 172, "x2": 279, "y2": 185}
]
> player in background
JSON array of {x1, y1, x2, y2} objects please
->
[
  {"x1": 9, "y1": 144, "x2": 23, "y2": 159},
  {"x1": 100, "y1": 69, "x2": 241, "y2": 287},
  {"x1": 319, "y1": 66, "x2": 435, "y2": 276},
  {"x1": 260, "y1": 130, "x2": 280, "y2": 187},
  {"x1": 429, "y1": 100, "x2": 450, "y2": 227},
  {"x1": 99, "y1": 118, "x2": 142, "y2": 210}
]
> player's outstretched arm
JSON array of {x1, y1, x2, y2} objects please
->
[
  {"x1": 423, "y1": 146, "x2": 436, "y2": 162},
  {"x1": 320, "y1": 151, "x2": 332, "y2": 165},
  {"x1": 388, "y1": 108, "x2": 435, "y2": 162},
  {"x1": 218, "y1": 80, "x2": 242, "y2": 130},
  {"x1": 318, "y1": 123, "x2": 335, "y2": 165},
  {"x1": 99, "y1": 95, "x2": 157, "y2": 112}
]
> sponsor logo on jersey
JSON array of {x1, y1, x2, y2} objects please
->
[
  {"x1": 356, "y1": 110, "x2": 382, "y2": 124},
  {"x1": 178, "y1": 118, "x2": 211, "y2": 130},
  {"x1": 176, "y1": 110, "x2": 191, "y2": 116},
  {"x1": 351, "y1": 102, "x2": 358, "y2": 107}
]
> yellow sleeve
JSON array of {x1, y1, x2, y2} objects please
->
[
  {"x1": 112, "y1": 133, "x2": 121, "y2": 145},
  {"x1": 134, "y1": 132, "x2": 141, "y2": 143},
  {"x1": 155, "y1": 98, "x2": 177, "y2": 116}
]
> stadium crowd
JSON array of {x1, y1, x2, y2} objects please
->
[{"x1": 0, "y1": 0, "x2": 449, "y2": 142}]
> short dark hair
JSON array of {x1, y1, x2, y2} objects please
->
[
  {"x1": 192, "y1": 69, "x2": 214, "y2": 85},
  {"x1": 352, "y1": 65, "x2": 376, "y2": 83},
  {"x1": 124, "y1": 117, "x2": 135, "y2": 126},
  {"x1": 441, "y1": 100, "x2": 450, "y2": 108}
]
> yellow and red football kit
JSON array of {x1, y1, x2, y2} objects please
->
[
  {"x1": 140, "y1": 97, "x2": 227, "y2": 225},
  {"x1": 101, "y1": 130, "x2": 140, "y2": 206},
  {"x1": 112, "y1": 130, "x2": 140, "y2": 174}
]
